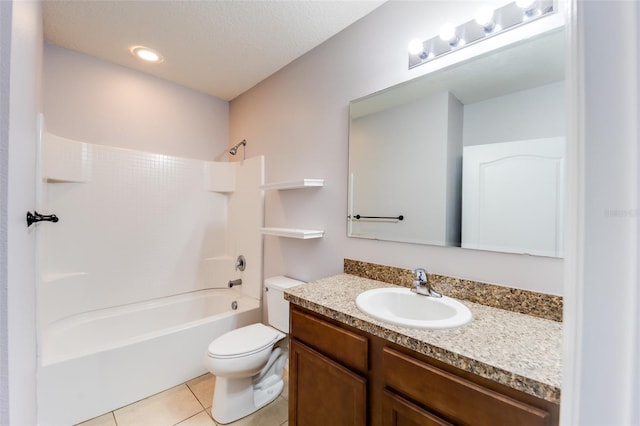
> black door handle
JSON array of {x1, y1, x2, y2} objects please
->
[{"x1": 26, "y1": 211, "x2": 59, "y2": 227}]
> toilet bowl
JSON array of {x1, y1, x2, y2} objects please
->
[{"x1": 205, "y1": 276, "x2": 304, "y2": 424}]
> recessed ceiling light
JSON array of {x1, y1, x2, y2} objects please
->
[{"x1": 130, "y1": 46, "x2": 164, "y2": 63}]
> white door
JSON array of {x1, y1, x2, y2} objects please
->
[
  {"x1": 461, "y1": 137, "x2": 564, "y2": 257},
  {"x1": 3, "y1": 1, "x2": 41, "y2": 424}
]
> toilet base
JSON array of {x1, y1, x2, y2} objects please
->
[
  {"x1": 254, "y1": 376, "x2": 284, "y2": 410},
  {"x1": 211, "y1": 375, "x2": 283, "y2": 424},
  {"x1": 210, "y1": 347, "x2": 287, "y2": 424}
]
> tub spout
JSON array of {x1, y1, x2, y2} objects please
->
[{"x1": 228, "y1": 279, "x2": 242, "y2": 288}]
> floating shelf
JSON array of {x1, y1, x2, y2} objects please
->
[
  {"x1": 259, "y1": 227, "x2": 324, "y2": 239},
  {"x1": 261, "y1": 178, "x2": 324, "y2": 239},
  {"x1": 261, "y1": 179, "x2": 324, "y2": 191}
]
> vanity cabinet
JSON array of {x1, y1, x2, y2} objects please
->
[{"x1": 289, "y1": 305, "x2": 559, "y2": 426}]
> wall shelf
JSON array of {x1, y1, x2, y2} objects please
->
[
  {"x1": 259, "y1": 227, "x2": 324, "y2": 239},
  {"x1": 261, "y1": 178, "x2": 324, "y2": 239},
  {"x1": 261, "y1": 179, "x2": 324, "y2": 191}
]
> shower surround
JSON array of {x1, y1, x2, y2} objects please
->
[{"x1": 36, "y1": 131, "x2": 264, "y2": 425}]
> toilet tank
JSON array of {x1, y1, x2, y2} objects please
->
[{"x1": 265, "y1": 276, "x2": 305, "y2": 333}]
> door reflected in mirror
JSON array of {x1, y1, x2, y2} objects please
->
[{"x1": 348, "y1": 29, "x2": 565, "y2": 257}]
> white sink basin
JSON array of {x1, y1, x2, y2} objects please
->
[{"x1": 355, "y1": 287, "x2": 472, "y2": 330}]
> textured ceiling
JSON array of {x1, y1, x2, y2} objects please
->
[{"x1": 43, "y1": 0, "x2": 385, "y2": 101}]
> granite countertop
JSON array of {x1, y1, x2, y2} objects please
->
[{"x1": 284, "y1": 274, "x2": 562, "y2": 404}]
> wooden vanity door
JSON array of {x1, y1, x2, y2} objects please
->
[{"x1": 289, "y1": 339, "x2": 366, "y2": 426}]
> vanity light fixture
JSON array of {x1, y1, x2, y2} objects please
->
[
  {"x1": 408, "y1": 0, "x2": 554, "y2": 69},
  {"x1": 130, "y1": 46, "x2": 164, "y2": 63}
]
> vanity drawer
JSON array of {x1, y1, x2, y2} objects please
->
[
  {"x1": 383, "y1": 390, "x2": 454, "y2": 426},
  {"x1": 291, "y1": 307, "x2": 368, "y2": 373},
  {"x1": 382, "y1": 347, "x2": 551, "y2": 426}
]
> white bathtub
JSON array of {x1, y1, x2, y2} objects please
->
[{"x1": 38, "y1": 289, "x2": 261, "y2": 426}]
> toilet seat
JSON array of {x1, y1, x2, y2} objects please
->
[{"x1": 207, "y1": 323, "x2": 283, "y2": 359}]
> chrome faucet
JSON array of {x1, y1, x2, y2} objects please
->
[
  {"x1": 228, "y1": 278, "x2": 242, "y2": 288},
  {"x1": 412, "y1": 268, "x2": 441, "y2": 298}
]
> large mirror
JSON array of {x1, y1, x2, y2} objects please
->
[{"x1": 348, "y1": 28, "x2": 565, "y2": 257}]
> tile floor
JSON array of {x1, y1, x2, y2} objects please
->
[{"x1": 76, "y1": 372, "x2": 289, "y2": 426}]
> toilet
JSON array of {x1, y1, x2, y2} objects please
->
[{"x1": 205, "y1": 276, "x2": 304, "y2": 424}]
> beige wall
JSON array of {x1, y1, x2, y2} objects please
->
[
  {"x1": 43, "y1": 44, "x2": 229, "y2": 160},
  {"x1": 230, "y1": 0, "x2": 564, "y2": 295}
]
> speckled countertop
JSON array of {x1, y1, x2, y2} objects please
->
[{"x1": 285, "y1": 274, "x2": 562, "y2": 404}]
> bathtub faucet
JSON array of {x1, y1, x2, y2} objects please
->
[{"x1": 228, "y1": 279, "x2": 242, "y2": 288}]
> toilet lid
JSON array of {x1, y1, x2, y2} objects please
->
[{"x1": 207, "y1": 323, "x2": 283, "y2": 358}]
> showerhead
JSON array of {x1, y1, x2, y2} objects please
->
[{"x1": 229, "y1": 139, "x2": 247, "y2": 156}]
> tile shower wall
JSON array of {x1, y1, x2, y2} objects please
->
[{"x1": 39, "y1": 133, "x2": 230, "y2": 328}]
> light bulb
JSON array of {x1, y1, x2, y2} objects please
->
[
  {"x1": 516, "y1": 0, "x2": 537, "y2": 10},
  {"x1": 130, "y1": 46, "x2": 164, "y2": 63},
  {"x1": 475, "y1": 5, "x2": 495, "y2": 28},
  {"x1": 516, "y1": 0, "x2": 539, "y2": 18},
  {"x1": 439, "y1": 22, "x2": 462, "y2": 47},
  {"x1": 408, "y1": 38, "x2": 424, "y2": 56},
  {"x1": 439, "y1": 22, "x2": 457, "y2": 42}
]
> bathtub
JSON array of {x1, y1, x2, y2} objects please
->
[{"x1": 37, "y1": 289, "x2": 261, "y2": 426}]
